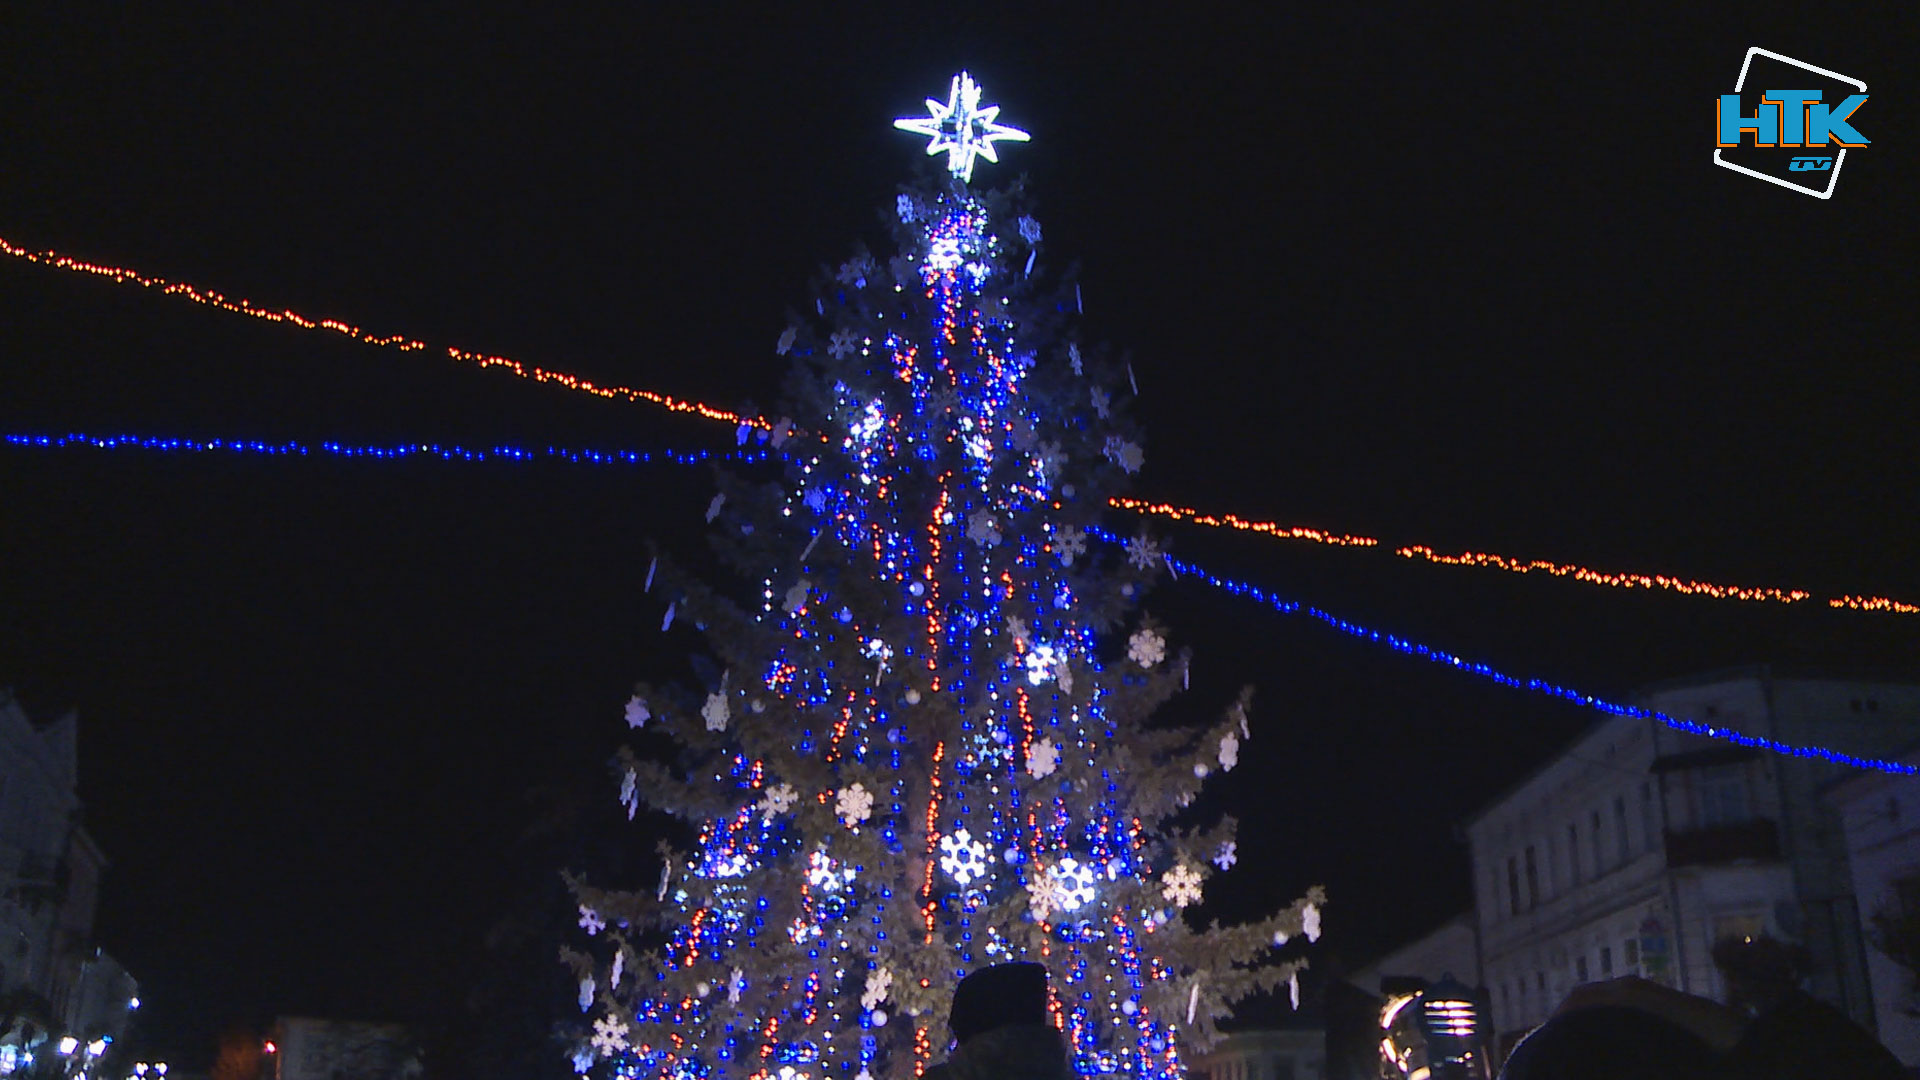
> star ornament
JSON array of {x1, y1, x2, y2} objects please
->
[{"x1": 894, "y1": 71, "x2": 1030, "y2": 182}]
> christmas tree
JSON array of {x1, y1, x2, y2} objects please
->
[{"x1": 566, "y1": 73, "x2": 1322, "y2": 1080}]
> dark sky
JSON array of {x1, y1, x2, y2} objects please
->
[{"x1": 1, "y1": 3, "x2": 1915, "y2": 1072}]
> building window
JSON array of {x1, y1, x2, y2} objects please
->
[
  {"x1": 1591, "y1": 810, "x2": 1604, "y2": 873},
  {"x1": 1568, "y1": 823, "x2": 1581, "y2": 884},
  {"x1": 1509, "y1": 856, "x2": 1521, "y2": 916},
  {"x1": 1575, "y1": 955, "x2": 1589, "y2": 983},
  {"x1": 1615, "y1": 797, "x2": 1631, "y2": 862},
  {"x1": 1600, "y1": 946, "x2": 1613, "y2": 977},
  {"x1": 1698, "y1": 766, "x2": 1750, "y2": 827},
  {"x1": 1525, "y1": 846, "x2": 1540, "y2": 909},
  {"x1": 1641, "y1": 782, "x2": 1658, "y2": 849},
  {"x1": 1624, "y1": 938, "x2": 1640, "y2": 968}
]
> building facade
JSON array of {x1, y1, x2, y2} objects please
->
[
  {"x1": 0, "y1": 688, "x2": 135, "y2": 1062},
  {"x1": 1465, "y1": 669, "x2": 1920, "y2": 1051},
  {"x1": 1188, "y1": 1029, "x2": 1326, "y2": 1080},
  {"x1": 1825, "y1": 742, "x2": 1920, "y2": 1066}
]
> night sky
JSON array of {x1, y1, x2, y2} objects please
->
[{"x1": 1, "y1": 4, "x2": 1915, "y2": 1074}]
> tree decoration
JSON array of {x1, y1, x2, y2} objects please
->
[
  {"x1": 589, "y1": 1016, "x2": 628, "y2": 1058},
  {"x1": 577, "y1": 905, "x2": 603, "y2": 936},
  {"x1": 623, "y1": 695, "x2": 650, "y2": 729},
  {"x1": 567, "y1": 83, "x2": 1320, "y2": 1080},
  {"x1": 1219, "y1": 732, "x2": 1240, "y2": 771}
]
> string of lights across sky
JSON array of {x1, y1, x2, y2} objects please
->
[
  {"x1": 5, "y1": 428, "x2": 1906, "y2": 775},
  {"x1": 5, "y1": 228, "x2": 1914, "y2": 618}
]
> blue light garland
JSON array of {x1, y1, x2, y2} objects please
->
[
  {"x1": 4, "y1": 432, "x2": 770, "y2": 467},
  {"x1": 1085, "y1": 525, "x2": 1917, "y2": 777}
]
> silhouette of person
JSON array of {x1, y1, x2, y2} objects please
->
[{"x1": 923, "y1": 962, "x2": 1074, "y2": 1080}]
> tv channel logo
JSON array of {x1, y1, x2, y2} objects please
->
[{"x1": 1714, "y1": 48, "x2": 1868, "y2": 199}]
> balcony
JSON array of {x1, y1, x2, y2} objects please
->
[{"x1": 1664, "y1": 818, "x2": 1780, "y2": 867}]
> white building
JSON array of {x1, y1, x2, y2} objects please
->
[
  {"x1": 1347, "y1": 913, "x2": 1482, "y2": 998},
  {"x1": 0, "y1": 688, "x2": 135, "y2": 1056},
  {"x1": 1825, "y1": 741, "x2": 1920, "y2": 1066},
  {"x1": 1465, "y1": 668, "x2": 1920, "y2": 1053}
]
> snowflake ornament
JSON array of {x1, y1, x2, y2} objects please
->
[
  {"x1": 728, "y1": 967, "x2": 746, "y2": 1004},
  {"x1": 1049, "y1": 857, "x2": 1097, "y2": 913},
  {"x1": 862, "y1": 967, "x2": 894, "y2": 1010},
  {"x1": 938, "y1": 828, "x2": 991, "y2": 886},
  {"x1": 572, "y1": 1047, "x2": 595, "y2": 1074},
  {"x1": 836, "y1": 783, "x2": 874, "y2": 826},
  {"x1": 1018, "y1": 215, "x2": 1043, "y2": 244},
  {"x1": 1027, "y1": 737, "x2": 1060, "y2": 779},
  {"x1": 1219, "y1": 732, "x2": 1240, "y2": 771},
  {"x1": 1104, "y1": 436, "x2": 1144, "y2": 475},
  {"x1": 623, "y1": 695, "x2": 650, "y2": 729},
  {"x1": 966, "y1": 509, "x2": 1002, "y2": 548},
  {"x1": 757, "y1": 782, "x2": 798, "y2": 821},
  {"x1": 1026, "y1": 874, "x2": 1065, "y2": 922},
  {"x1": 590, "y1": 1015, "x2": 629, "y2": 1058},
  {"x1": 578, "y1": 905, "x2": 604, "y2": 936},
  {"x1": 1035, "y1": 440, "x2": 1066, "y2": 480},
  {"x1": 896, "y1": 193, "x2": 919, "y2": 223},
  {"x1": 1125, "y1": 536, "x2": 1161, "y2": 571},
  {"x1": 1162, "y1": 863, "x2": 1204, "y2": 908},
  {"x1": 1213, "y1": 842, "x2": 1238, "y2": 870},
  {"x1": 1054, "y1": 525, "x2": 1087, "y2": 566},
  {"x1": 1128, "y1": 628, "x2": 1166, "y2": 669},
  {"x1": 1090, "y1": 385, "x2": 1111, "y2": 418},
  {"x1": 702, "y1": 692, "x2": 731, "y2": 732},
  {"x1": 776, "y1": 326, "x2": 797, "y2": 356},
  {"x1": 828, "y1": 329, "x2": 859, "y2": 359}
]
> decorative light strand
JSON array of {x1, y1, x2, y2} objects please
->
[
  {"x1": 1084, "y1": 525, "x2": 1917, "y2": 776},
  {"x1": 0, "y1": 232, "x2": 768, "y2": 429},
  {"x1": 1115, "y1": 497, "x2": 1917, "y2": 616},
  {"x1": 3, "y1": 432, "x2": 771, "y2": 467}
]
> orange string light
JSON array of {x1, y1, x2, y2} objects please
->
[
  {"x1": 0, "y1": 232, "x2": 768, "y2": 429},
  {"x1": 1117, "y1": 496, "x2": 1918, "y2": 616}
]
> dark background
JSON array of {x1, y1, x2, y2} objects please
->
[{"x1": 0, "y1": 2, "x2": 1914, "y2": 1073}]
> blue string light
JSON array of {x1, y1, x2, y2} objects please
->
[
  {"x1": 1085, "y1": 525, "x2": 1917, "y2": 777},
  {"x1": 4, "y1": 432, "x2": 771, "y2": 467}
]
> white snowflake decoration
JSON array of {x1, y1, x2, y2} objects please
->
[
  {"x1": 1049, "y1": 857, "x2": 1097, "y2": 913},
  {"x1": 1027, "y1": 737, "x2": 1060, "y2": 779},
  {"x1": 1125, "y1": 536, "x2": 1161, "y2": 571},
  {"x1": 702, "y1": 692, "x2": 731, "y2": 732},
  {"x1": 590, "y1": 1015, "x2": 629, "y2": 1058},
  {"x1": 578, "y1": 905, "x2": 604, "y2": 936},
  {"x1": 578, "y1": 977, "x2": 595, "y2": 1012},
  {"x1": 783, "y1": 579, "x2": 810, "y2": 614},
  {"x1": 861, "y1": 967, "x2": 893, "y2": 1010},
  {"x1": 1128, "y1": 628, "x2": 1166, "y2": 668},
  {"x1": 837, "y1": 256, "x2": 871, "y2": 288},
  {"x1": 1219, "y1": 732, "x2": 1240, "y2": 771},
  {"x1": 896, "y1": 193, "x2": 919, "y2": 223},
  {"x1": 1035, "y1": 440, "x2": 1066, "y2": 480},
  {"x1": 1162, "y1": 863, "x2": 1204, "y2": 908},
  {"x1": 1105, "y1": 435, "x2": 1144, "y2": 475},
  {"x1": 1026, "y1": 873, "x2": 1066, "y2": 922},
  {"x1": 776, "y1": 326, "x2": 797, "y2": 355},
  {"x1": 828, "y1": 329, "x2": 858, "y2": 359},
  {"x1": 572, "y1": 1047, "x2": 595, "y2": 1074},
  {"x1": 1024, "y1": 642, "x2": 1062, "y2": 686},
  {"x1": 1090, "y1": 385, "x2": 1111, "y2": 418},
  {"x1": 938, "y1": 828, "x2": 991, "y2": 886},
  {"x1": 728, "y1": 967, "x2": 746, "y2": 1004},
  {"x1": 836, "y1": 783, "x2": 874, "y2": 826},
  {"x1": 1213, "y1": 842, "x2": 1238, "y2": 870},
  {"x1": 1054, "y1": 525, "x2": 1087, "y2": 566},
  {"x1": 807, "y1": 849, "x2": 856, "y2": 891},
  {"x1": 623, "y1": 695, "x2": 650, "y2": 729},
  {"x1": 757, "y1": 782, "x2": 798, "y2": 822},
  {"x1": 1018, "y1": 215, "x2": 1043, "y2": 244},
  {"x1": 966, "y1": 509, "x2": 1002, "y2": 548}
]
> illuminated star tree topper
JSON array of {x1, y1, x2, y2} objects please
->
[{"x1": 893, "y1": 70, "x2": 1030, "y2": 182}]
